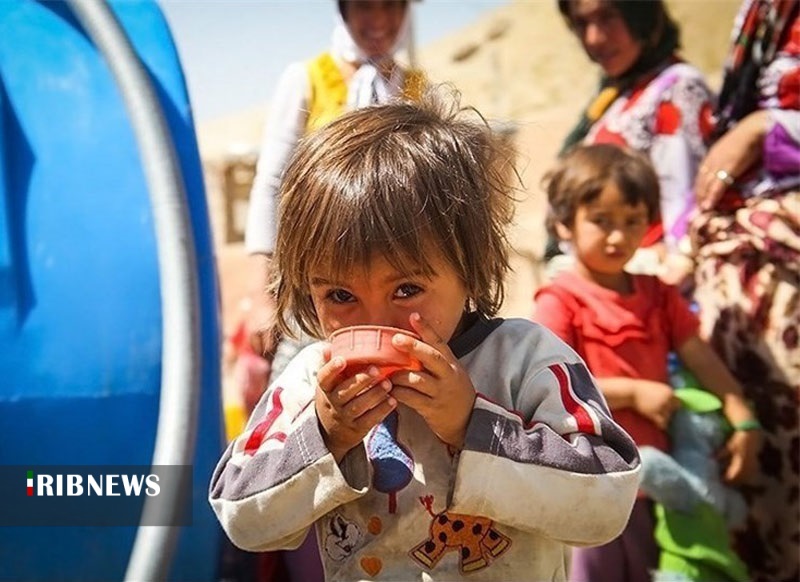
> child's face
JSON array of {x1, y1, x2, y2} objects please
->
[
  {"x1": 557, "y1": 181, "x2": 649, "y2": 280},
  {"x1": 308, "y1": 251, "x2": 468, "y2": 341}
]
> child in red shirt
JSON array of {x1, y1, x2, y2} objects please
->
[{"x1": 533, "y1": 144, "x2": 761, "y2": 582}]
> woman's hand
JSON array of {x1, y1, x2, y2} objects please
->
[
  {"x1": 388, "y1": 313, "x2": 477, "y2": 449},
  {"x1": 695, "y1": 110, "x2": 769, "y2": 210},
  {"x1": 245, "y1": 253, "x2": 280, "y2": 356},
  {"x1": 676, "y1": 335, "x2": 763, "y2": 483},
  {"x1": 719, "y1": 428, "x2": 762, "y2": 484},
  {"x1": 316, "y1": 349, "x2": 396, "y2": 462},
  {"x1": 658, "y1": 251, "x2": 695, "y2": 290},
  {"x1": 246, "y1": 293, "x2": 279, "y2": 357}
]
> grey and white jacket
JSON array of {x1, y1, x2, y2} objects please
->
[{"x1": 210, "y1": 316, "x2": 641, "y2": 581}]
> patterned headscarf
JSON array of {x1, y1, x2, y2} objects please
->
[{"x1": 712, "y1": 0, "x2": 799, "y2": 139}]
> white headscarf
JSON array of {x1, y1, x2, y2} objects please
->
[{"x1": 329, "y1": 3, "x2": 412, "y2": 109}]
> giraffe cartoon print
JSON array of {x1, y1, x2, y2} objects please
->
[{"x1": 409, "y1": 495, "x2": 512, "y2": 574}]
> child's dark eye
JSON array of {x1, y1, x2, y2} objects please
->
[
  {"x1": 394, "y1": 283, "x2": 422, "y2": 299},
  {"x1": 326, "y1": 289, "x2": 355, "y2": 304}
]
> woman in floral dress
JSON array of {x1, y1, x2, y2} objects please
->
[
  {"x1": 551, "y1": 0, "x2": 714, "y2": 282},
  {"x1": 691, "y1": 1, "x2": 800, "y2": 580}
]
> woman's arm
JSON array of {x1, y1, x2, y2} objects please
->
[
  {"x1": 244, "y1": 62, "x2": 310, "y2": 255},
  {"x1": 676, "y1": 335, "x2": 762, "y2": 482},
  {"x1": 243, "y1": 253, "x2": 278, "y2": 356},
  {"x1": 694, "y1": 109, "x2": 770, "y2": 211},
  {"x1": 241, "y1": 63, "x2": 310, "y2": 349}
]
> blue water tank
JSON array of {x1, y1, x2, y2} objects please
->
[{"x1": 0, "y1": 1, "x2": 224, "y2": 580}]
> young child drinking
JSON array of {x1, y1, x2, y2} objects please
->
[
  {"x1": 210, "y1": 95, "x2": 641, "y2": 581},
  {"x1": 533, "y1": 144, "x2": 762, "y2": 582}
]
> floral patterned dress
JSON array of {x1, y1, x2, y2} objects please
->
[
  {"x1": 585, "y1": 61, "x2": 714, "y2": 253},
  {"x1": 690, "y1": 2, "x2": 800, "y2": 580}
]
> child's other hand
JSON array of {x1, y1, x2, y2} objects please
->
[
  {"x1": 718, "y1": 428, "x2": 762, "y2": 484},
  {"x1": 316, "y1": 348, "x2": 396, "y2": 462},
  {"x1": 633, "y1": 380, "x2": 681, "y2": 430},
  {"x1": 388, "y1": 313, "x2": 477, "y2": 449}
]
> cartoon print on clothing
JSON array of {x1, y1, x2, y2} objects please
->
[
  {"x1": 360, "y1": 555, "x2": 383, "y2": 577},
  {"x1": 367, "y1": 515, "x2": 383, "y2": 535},
  {"x1": 210, "y1": 318, "x2": 643, "y2": 581},
  {"x1": 367, "y1": 410, "x2": 414, "y2": 513},
  {"x1": 410, "y1": 495, "x2": 512, "y2": 574},
  {"x1": 324, "y1": 513, "x2": 363, "y2": 562}
]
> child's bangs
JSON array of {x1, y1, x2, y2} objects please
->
[{"x1": 306, "y1": 182, "x2": 440, "y2": 283}]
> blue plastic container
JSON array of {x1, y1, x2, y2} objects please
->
[{"x1": 0, "y1": 1, "x2": 223, "y2": 580}]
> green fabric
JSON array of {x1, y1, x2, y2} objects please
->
[
  {"x1": 674, "y1": 387, "x2": 723, "y2": 414},
  {"x1": 653, "y1": 502, "x2": 750, "y2": 582}
]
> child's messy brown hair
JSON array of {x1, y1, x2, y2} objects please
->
[
  {"x1": 543, "y1": 143, "x2": 660, "y2": 234},
  {"x1": 272, "y1": 89, "x2": 518, "y2": 338}
]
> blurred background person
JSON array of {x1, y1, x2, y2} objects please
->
[
  {"x1": 242, "y1": 0, "x2": 424, "y2": 379},
  {"x1": 690, "y1": 0, "x2": 799, "y2": 579},
  {"x1": 534, "y1": 143, "x2": 760, "y2": 582},
  {"x1": 548, "y1": 0, "x2": 713, "y2": 287}
]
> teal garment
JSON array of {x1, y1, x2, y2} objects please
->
[
  {"x1": 649, "y1": 373, "x2": 749, "y2": 582},
  {"x1": 653, "y1": 502, "x2": 749, "y2": 582}
]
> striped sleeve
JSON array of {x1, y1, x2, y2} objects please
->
[
  {"x1": 208, "y1": 345, "x2": 370, "y2": 552},
  {"x1": 450, "y1": 360, "x2": 640, "y2": 546},
  {"x1": 547, "y1": 362, "x2": 605, "y2": 435}
]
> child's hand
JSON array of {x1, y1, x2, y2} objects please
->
[
  {"x1": 316, "y1": 350, "x2": 396, "y2": 462},
  {"x1": 718, "y1": 428, "x2": 762, "y2": 483},
  {"x1": 633, "y1": 380, "x2": 681, "y2": 430},
  {"x1": 388, "y1": 313, "x2": 477, "y2": 449}
]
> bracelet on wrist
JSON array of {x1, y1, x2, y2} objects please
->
[{"x1": 731, "y1": 418, "x2": 762, "y2": 432}]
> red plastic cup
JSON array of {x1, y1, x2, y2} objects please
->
[{"x1": 328, "y1": 325, "x2": 422, "y2": 380}]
